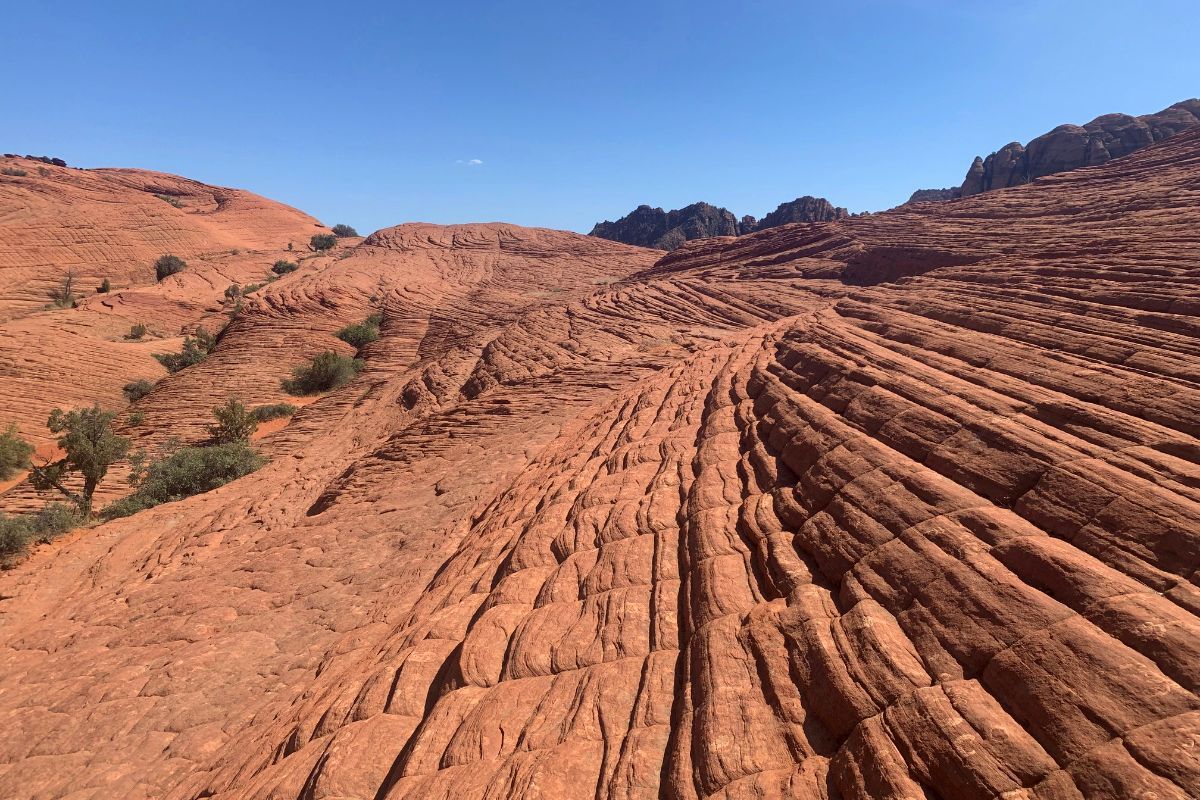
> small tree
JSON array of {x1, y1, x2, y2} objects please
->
[
  {"x1": 208, "y1": 398, "x2": 258, "y2": 444},
  {"x1": 310, "y1": 233, "x2": 337, "y2": 252},
  {"x1": 49, "y1": 269, "x2": 76, "y2": 308},
  {"x1": 0, "y1": 424, "x2": 34, "y2": 480},
  {"x1": 155, "y1": 254, "x2": 187, "y2": 280},
  {"x1": 30, "y1": 404, "x2": 130, "y2": 516},
  {"x1": 331, "y1": 224, "x2": 358, "y2": 237}
]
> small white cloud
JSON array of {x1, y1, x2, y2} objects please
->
[{"x1": 456, "y1": 158, "x2": 483, "y2": 166}]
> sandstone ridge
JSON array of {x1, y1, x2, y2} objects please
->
[{"x1": 1, "y1": 132, "x2": 1200, "y2": 799}]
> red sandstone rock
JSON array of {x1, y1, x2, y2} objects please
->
[{"x1": 2, "y1": 132, "x2": 1200, "y2": 799}]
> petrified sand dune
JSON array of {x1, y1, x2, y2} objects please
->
[
  {"x1": 3, "y1": 132, "x2": 1200, "y2": 799},
  {"x1": 0, "y1": 156, "x2": 329, "y2": 462}
]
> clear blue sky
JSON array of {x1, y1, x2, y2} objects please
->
[{"x1": 3, "y1": 1, "x2": 1197, "y2": 234}]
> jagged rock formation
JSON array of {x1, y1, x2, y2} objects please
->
[
  {"x1": 3, "y1": 130, "x2": 1200, "y2": 799},
  {"x1": 908, "y1": 98, "x2": 1200, "y2": 203},
  {"x1": 591, "y1": 196, "x2": 847, "y2": 250},
  {"x1": 589, "y1": 202, "x2": 739, "y2": 250},
  {"x1": 747, "y1": 195, "x2": 849, "y2": 232}
]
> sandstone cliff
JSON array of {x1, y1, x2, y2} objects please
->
[
  {"x1": 908, "y1": 98, "x2": 1200, "y2": 203},
  {"x1": 2, "y1": 132, "x2": 1200, "y2": 799}
]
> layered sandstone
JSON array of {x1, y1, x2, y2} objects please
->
[
  {"x1": 2, "y1": 131, "x2": 1200, "y2": 800},
  {"x1": 0, "y1": 157, "x2": 328, "y2": 462}
]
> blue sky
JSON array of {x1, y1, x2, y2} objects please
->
[{"x1": 3, "y1": 0, "x2": 1197, "y2": 234}]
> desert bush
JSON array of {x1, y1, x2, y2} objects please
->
[
  {"x1": 0, "y1": 515, "x2": 31, "y2": 564},
  {"x1": 282, "y1": 351, "x2": 363, "y2": 395},
  {"x1": 271, "y1": 260, "x2": 298, "y2": 275},
  {"x1": 251, "y1": 403, "x2": 297, "y2": 422},
  {"x1": 28, "y1": 503, "x2": 81, "y2": 543},
  {"x1": 0, "y1": 424, "x2": 34, "y2": 480},
  {"x1": 154, "y1": 254, "x2": 186, "y2": 280},
  {"x1": 126, "y1": 411, "x2": 146, "y2": 426},
  {"x1": 335, "y1": 312, "x2": 382, "y2": 350},
  {"x1": 208, "y1": 398, "x2": 257, "y2": 444},
  {"x1": 30, "y1": 404, "x2": 130, "y2": 516},
  {"x1": 331, "y1": 224, "x2": 358, "y2": 237},
  {"x1": 97, "y1": 277, "x2": 111, "y2": 293},
  {"x1": 154, "y1": 327, "x2": 216, "y2": 373},
  {"x1": 242, "y1": 283, "x2": 262, "y2": 294},
  {"x1": 126, "y1": 323, "x2": 148, "y2": 340},
  {"x1": 103, "y1": 440, "x2": 265, "y2": 519},
  {"x1": 122, "y1": 379, "x2": 155, "y2": 402},
  {"x1": 224, "y1": 284, "x2": 242, "y2": 300},
  {"x1": 154, "y1": 193, "x2": 183, "y2": 208},
  {"x1": 310, "y1": 233, "x2": 337, "y2": 252},
  {"x1": 0, "y1": 503, "x2": 81, "y2": 566},
  {"x1": 48, "y1": 270, "x2": 76, "y2": 308},
  {"x1": 2, "y1": 167, "x2": 28, "y2": 177},
  {"x1": 24, "y1": 155, "x2": 66, "y2": 167}
]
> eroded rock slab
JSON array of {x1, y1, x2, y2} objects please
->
[{"x1": 3, "y1": 132, "x2": 1200, "y2": 799}]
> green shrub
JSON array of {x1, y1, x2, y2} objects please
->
[
  {"x1": 271, "y1": 260, "x2": 298, "y2": 275},
  {"x1": 123, "y1": 379, "x2": 155, "y2": 402},
  {"x1": 102, "y1": 441, "x2": 265, "y2": 519},
  {"x1": 251, "y1": 403, "x2": 297, "y2": 422},
  {"x1": 0, "y1": 424, "x2": 34, "y2": 480},
  {"x1": 331, "y1": 224, "x2": 358, "y2": 237},
  {"x1": 155, "y1": 254, "x2": 187, "y2": 280},
  {"x1": 154, "y1": 193, "x2": 183, "y2": 208},
  {"x1": 224, "y1": 284, "x2": 242, "y2": 300},
  {"x1": 0, "y1": 503, "x2": 81, "y2": 566},
  {"x1": 242, "y1": 283, "x2": 262, "y2": 295},
  {"x1": 0, "y1": 515, "x2": 31, "y2": 564},
  {"x1": 2, "y1": 167, "x2": 28, "y2": 177},
  {"x1": 126, "y1": 410, "x2": 146, "y2": 426},
  {"x1": 126, "y1": 323, "x2": 148, "y2": 340},
  {"x1": 208, "y1": 398, "x2": 257, "y2": 444},
  {"x1": 282, "y1": 351, "x2": 363, "y2": 395},
  {"x1": 154, "y1": 327, "x2": 216, "y2": 373},
  {"x1": 30, "y1": 404, "x2": 130, "y2": 516},
  {"x1": 97, "y1": 277, "x2": 111, "y2": 293},
  {"x1": 335, "y1": 313, "x2": 382, "y2": 350},
  {"x1": 28, "y1": 503, "x2": 81, "y2": 543},
  {"x1": 310, "y1": 233, "x2": 337, "y2": 252}
]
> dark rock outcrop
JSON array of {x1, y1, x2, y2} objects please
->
[
  {"x1": 915, "y1": 99, "x2": 1200, "y2": 202},
  {"x1": 589, "y1": 202, "x2": 738, "y2": 250},
  {"x1": 906, "y1": 186, "x2": 962, "y2": 204},
  {"x1": 749, "y1": 195, "x2": 849, "y2": 231},
  {"x1": 592, "y1": 196, "x2": 847, "y2": 250}
]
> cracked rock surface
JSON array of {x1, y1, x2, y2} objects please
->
[{"x1": 3, "y1": 132, "x2": 1200, "y2": 799}]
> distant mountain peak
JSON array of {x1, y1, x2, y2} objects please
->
[
  {"x1": 591, "y1": 195, "x2": 848, "y2": 251},
  {"x1": 906, "y1": 98, "x2": 1200, "y2": 204}
]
